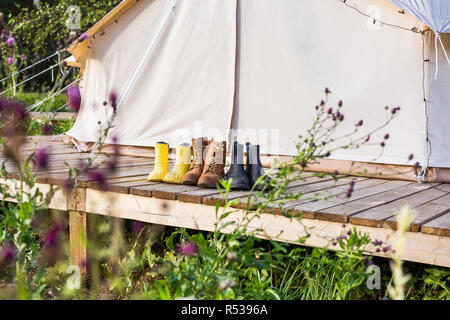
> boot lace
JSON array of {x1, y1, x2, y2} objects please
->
[{"x1": 188, "y1": 139, "x2": 203, "y2": 171}]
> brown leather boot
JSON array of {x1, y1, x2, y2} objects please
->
[
  {"x1": 182, "y1": 137, "x2": 209, "y2": 185},
  {"x1": 197, "y1": 140, "x2": 226, "y2": 188}
]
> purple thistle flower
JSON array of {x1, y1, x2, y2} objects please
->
[
  {"x1": 35, "y1": 148, "x2": 49, "y2": 169},
  {"x1": 0, "y1": 243, "x2": 15, "y2": 267},
  {"x1": 131, "y1": 220, "x2": 145, "y2": 233},
  {"x1": 332, "y1": 241, "x2": 337, "y2": 246},
  {"x1": 324, "y1": 87, "x2": 331, "y2": 94},
  {"x1": 408, "y1": 153, "x2": 414, "y2": 161},
  {"x1": 357, "y1": 120, "x2": 363, "y2": 126},
  {"x1": 7, "y1": 57, "x2": 13, "y2": 65},
  {"x1": 380, "y1": 142, "x2": 386, "y2": 147},
  {"x1": 365, "y1": 135, "x2": 371, "y2": 142},
  {"x1": 43, "y1": 223, "x2": 62, "y2": 247},
  {"x1": 338, "y1": 114, "x2": 344, "y2": 121},
  {"x1": 341, "y1": 235, "x2": 347, "y2": 240},
  {"x1": 6, "y1": 36, "x2": 15, "y2": 47},
  {"x1": 88, "y1": 169, "x2": 107, "y2": 191},
  {"x1": 67, "y1": 85, "x2": 81, "y2": 112},
  {"x1": 42, "y1": 124, "x2": 52, "y2": 135},
  {"x1": 178, "y1": 241, "x2": 199, "y2": 257},
  {"x1": 338, "y1": 100, "x2": 343, "y2": 107},
  {"x1": 63, "y1": 178, "x2": 75, "y2": 193},
  {"x1": 79, "y1": 33, "x2": 89, "y2": 42},
  {"x1": 382, "y1": 245, "x2": 391, "y2": 253},
  {"x1": 300, "y1": 160, "x2": 306, "y2": 167},
  {"x1": 320, "y1": 100, "x2": 325, "y2": 106},
  {"x1": 333, "y1": 170, "x2": 338, "y2": 175},
  {"x1": 109, "y1": 92, "x2": 118, "y2": 113},
  {"x1": 384, "y1": 133, "x2": 390, "y2": 140},
  {"x1": 327, "y1": 107, "x2": 333, "y2": 114},
  {"x1": 376, "y1": 248, "x2": 381, "y2": 253}
]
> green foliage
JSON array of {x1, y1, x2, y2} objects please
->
[{"x1": 2, "y1": 0, "x2": 120, "y2": 90}]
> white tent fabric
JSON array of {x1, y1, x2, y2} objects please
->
[
  {"x1": 67, "y1": 0, "x2": 450, "y2": 169},
  {"x1": 389, "y1": 0, "x2": 450, "y2": 78},
  {"x1": 235, "y1": 0, "x2": 431, "y2": 165},
  {"x1": 389, "y1": 0, "x2": 450, "y2": 33},
  {"x1": 67, "y1": 0, "x2": 236, "y2": 146}
]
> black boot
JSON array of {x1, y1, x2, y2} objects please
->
[
  {"x1": 246, "y1": 143, "x2": 272, "y2": 191},
  {"x1": 225, "y1": 141, "x2": 250, "y2": 190}
]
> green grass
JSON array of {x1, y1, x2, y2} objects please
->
[{"x1": 15, "y1": 92, "x2": 69, "y2": 112}]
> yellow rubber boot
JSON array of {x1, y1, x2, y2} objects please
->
[
  {"x1": 148, "y1": 142, "x2": 169, "y2": 181},
  {"x1": 163, "y1": 145, "x2": 191, "y2": 184}
]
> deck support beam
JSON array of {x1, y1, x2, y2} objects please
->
[{"x1": 68, "y1": 188, "x2": 87, "y2": 275}]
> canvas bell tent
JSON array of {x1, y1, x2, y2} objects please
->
[{"x1": 66, "y1": 0, "x2": 450, "y2": 182}]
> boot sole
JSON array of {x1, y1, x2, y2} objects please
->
[
  {"x1": 230, "y1": 183, "x2": 250, "y2": 191},
  {"x1": 182, "y1": 179, "x2": 199, "y2": 185},
  {"x1": 197, "y1": 182, "x2": 220, "y2": 189}
]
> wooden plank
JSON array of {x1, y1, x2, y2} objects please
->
[
  {"x1": 202, "y1": 175, "x2": 354, "y2": 208},
  {"x1": 69, "y1": 211, "x2": 87, "y2": 275},
  {"x1": 421, "y1": 212, "x2": 450, "y2": 237},
  {"x1": 285, "y1": 178, "x2": 396, "y2": 219},
  {"x1": 131, "y1": 183, "x2": 202, "y2": 200},
  {"x1": 84, "y1": 188, "x2": 450, "y2": 267},
  {"x1": 315, "y1": 182, "x2": 433, "y2": 223},
  {"x1": 29, "y1": 112, "x2": 76, "y2": 121},
  {"x1": 232, "y1": 176, "x2": 366, "y2": 215},
  {"x1": 351, "y1": 186, "x2": 449, "y2": 228},
  {"x1": 405, "y1": 193, "x2": 450, "y2": 232}
]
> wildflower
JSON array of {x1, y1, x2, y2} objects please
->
[
  {"x1": 382, "y1": 245, "x2": 391, "y2": 253},
  {"x1": 332, "y1": 241, "x2": 337, "y2": 246},
  {"x1": 67, "y1": 85, "x2": 81, "y2": 112},
  {"x1": 346, "y1": 230, "x2": 351, "y2": 236},
  {"x1": 365, "y1": 135, "x2": 371, "y2": 142},
  {"x1": 227, "y1": 251, "x2": 237, "y2": 262},
  {"x1": 333, "y1": 170, "x2": 338, "y2": 175},
  {"x1": 42, "y1": 123, "x2": 52, "y2": 135},
  {"x1": 380, "y1": 142, "x2": 385, "y2": 147},
  {"x1": 178, "y1": 241, "x2": 198, "y2": 257},
  {"x1": 414, "y1": 162, "x2": 420, "y2": 168},
  {"x1": 35, "y1": 148, "x2": 49, "y2": 169},
  {"x1": 391, "y1": 106, "x2": 401, "y2": 114},
  {"x1": 315, "y1": 105, "x2": 319, "y2": 110},
  {"x1": 7, "y1": 57, "x2": 13, "y2": 65},
  {"x1": 384, "y1": 133, "x2": 390, "y2": 140},
  {"x1": 324, "y1": 87, "x2": 331, "y2": 94},
  {"x1": 376, "y1": 248, "x2": 381, "y2": 253},
  {"x1": 320, "y1": 100, "x2": 325, "y2": 106},
  {"x1": 87, "y1": 169, "x2": 107, "y2": 191},
  {"x1": 300, "y1": 160, "x2": 306, "y2": 167},
  {"x1": 6, "y1": 35, "x2": 15, "y2": 46},
  {"x1": 43, "y1": 223, "x2": 62, "y2": 247},
  {"x1": 327, "y1": 107, "x2": 333, "y2": 114},
  {"x1": 0, "y1": 243, "x2": 15, "y2": 267},
  {"x1": 131, "y1": 220, "x2": 145, "y2": 233},
  {"x1": 219, "y1": 279, "x2": 236, "y2": 291},
  {"x1": 109, "y1": 92, "x2": 118, "y2": 113},
  {"x1": 21, "y1": 54, "x2": 28, "y2": 61},
  {"x1": 338, "y1": 100, "x2": 343, "y2": 107},
  {"x1": 346, "y1": 189, "x2": 353, "y2": 197},
  {"x1": 103, "y1": 101, "x2": 107, "y2": 106},
  {"x1": 408, "y1": 153, "x2": 414, "y2": 161},
  {"x1": 63, "y1": 178, "x2": 75, "y2": 193},
  {"x1": 356, "y1": 120, "x2": 363, "y2": 126},
  {"x1": 79, "y1": 33, "x2": 89, "y2": 42}
]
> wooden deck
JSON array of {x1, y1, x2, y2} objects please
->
[{"x1": 2, "y1": 136, "x2": 450, "y2": 270}]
